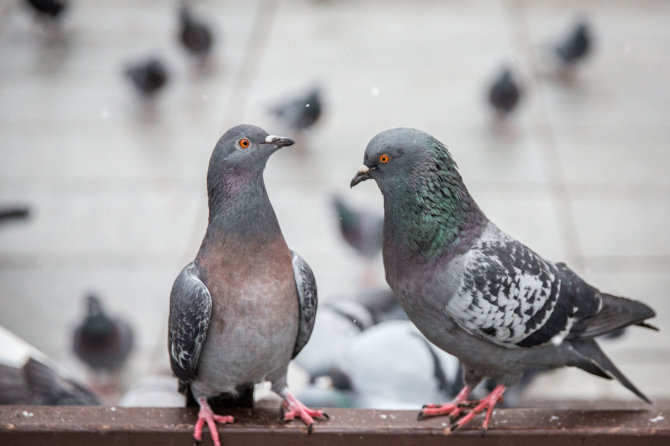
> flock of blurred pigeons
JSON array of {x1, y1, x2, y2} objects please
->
[{"x1": 2, "y1": 0, "x2": 595, "y2": 408}]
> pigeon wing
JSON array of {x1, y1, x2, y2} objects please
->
[
  {"x1": 168, "y1": 262, "x2": 212, "y2": 384},
  {"x1": 290, "y1": 250, "x2": 318, "y2": 358},
  {"x1": 445, "y1": 236, "x2": 600, "y2": 349}
]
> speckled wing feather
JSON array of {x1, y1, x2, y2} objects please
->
[
  {"x1": 446, "y1": 233, "x2": 602, "y2": 349},
  {"x1": 291, "y1": 251, "x2": 318, "y2": 358},
  {"x1": 168, "y1": 262, "x2": 212, "y2": 385}
]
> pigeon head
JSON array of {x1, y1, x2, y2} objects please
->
[
  {"x1": 209, "y1": 124, "x2": 294, "y2": 172},
  {"x1": 350, "y1": 128, "x2": 457, "y2": 191},
  {"x1": 206, "y1": 124, "x2": 293, "y2": 219},
  {"x1": 85, "y1": 294, "x2": 104, "y2": 317},
  {"x1": 351, "y1": 128, "x2": 485, "y2": 257}
]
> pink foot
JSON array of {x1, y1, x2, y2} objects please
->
[
  {"x1": 281, "y1": 391, "x2": 329, "y2": 433},
  {"x1": 418, "y1": 385, "x2": 472, "y2": 421},
  {"x1": 446, "y1": 384, "x2": 506, "y2": 434},
  {"x1": 193, "y1": 397, "x2": 235, "y2": 446}
]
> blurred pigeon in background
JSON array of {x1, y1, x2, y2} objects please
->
[
  {"x1": 0, "y1": 205, "x2": 30, "y2": 226},
  {"x1": 168, "y1": 125, "x2": 327, "y2": 446},
  {"x1": 487, "y1": 67, "x2": 522, "y2": 121},
  {"x1": 341, "y1": 321, "x2": 462, "y2": 409},
  {"x1": 24, "y1": 0, "x2": 67, "y2": 22},
  {"x1": 0, "y1": 358, "x2": 100, "y2": 406},
  {"x1": 270, "y1": 86, "x2": 323, "y2": 148},
  {"x1": 73, "y1": 293, "x2": 134, "y2": 383},
  {"x1": 551, "y1": 18, "x2": 592, "y2": 80},
  {"x1": 331, "y1": 194, "x2": 383, "y2": 286},
  {"x1": 351, "y1": 128, "x2": 657, "y2": 432},
  {"x1": 178, "y1": 1, "x2": 214, "y2": 64},
  {"x1": 332, "y1": 194, "x2": 383, "y2": 261},
  {"x1": 0, "y1": 325, "x2": 99, "y2": 406},
  {"x1": 124, "y1": 57, "x2": 169, "y2": 99},
  {"x1": 293, "y1": 300, "x2": 374, "y2": 384}
]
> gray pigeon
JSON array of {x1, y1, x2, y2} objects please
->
[
  {"x1": 350, "y1": 128, "x2": 657, "y2": 432},
  {"x1": 0, "y1": 358, "x2": 100, "y2": 406},
  {"x1": 271, "y1": 86, "x2": 323, "y2": 135},
  {"x1": 293, "y1": 299, "x2": 375, "y2": 383},
  {"x1": 178, "y1": 2, "x2": 214, "y2": 62},
  {"x1": 24, "y1": 0, "x2": 67, "y2": 22},
  {"x1": 331, "y1": 194, "x2": 383, "y2": 261},
  {"x1": 0, "y1": 205, "x2": 30, "y2": 226},
  {"x1": 487, "y1": 68, "x2": 522, "y2": 119},
  {"x1": 168, "y1": 124, "x2": 327, "y2": 446},
  {"x1": 556, "y1": 19, "x2": 591, "y2": 66},
  {"x1": 124, "y1": 57, "x2": 169, "y2": 99},
  {"x1": 73, "y1": 293, "x2": 134, "y2": 374},
  {"x1": 342, "y1": 320, "x2": 462, "y2": 410}
]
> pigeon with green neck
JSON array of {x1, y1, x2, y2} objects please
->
[{"x1": 351, "y1": 128, "x2": 657, "y2": 433}]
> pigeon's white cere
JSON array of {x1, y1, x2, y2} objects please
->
[{"x1": 265, "y1": 135, "x2": 279, "y2": 143}]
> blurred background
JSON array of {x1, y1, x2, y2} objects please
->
[{"x1": 0, "y1": 0, "x2": 668, "y2": 408}]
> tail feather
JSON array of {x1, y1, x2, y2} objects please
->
[
  {"x1": 576, "y1": 293, "x2": 656, "y2": 339},
  {"x1": 571, "y1": 340, "x2": 651, "y2": 404}
]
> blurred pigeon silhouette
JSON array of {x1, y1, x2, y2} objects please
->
[
  {"x1": 332, "y1": 194, "x2": 383, "y2": 285},
  {"x1": 178, "y1": 2, "x2": 214, "y2": 63},
  {"x1": 293, "y1": 300, "x2": 374, "y2": 383},
  {"x1": 0, "y1": 358, "x2": 100, "y2": 406},
  {"x1": 341, "y1": 321, "x2": 462, "y2": 409},
  {"x1": 271, "y1": 86, "x2": 323, "y2": 143},
  {"x1": 0, "y1": 325, "x2": 99, "y2": 406},
  {"x1": 332, "y1": 194, "x2": 383, "y2": 261},
  {"x1": 487, "y1": 68, "x2": 522, "y2": 119},
  {"x1": 24, "y1": 0, "x2": 67, "y2": 21},
  {"x1": 0, "y1": 205, "x2": 30, "y2": 226},
  {"x1": 73, "y1": 294, "x2": 134, "y2": 375},
  {"x1": 556, "y1": 19, "x2": 591, "y2": 66},
  {"x1": 548, "y1": 18, "x2": 592, "y2": 81},
  {"x1": 124, "y1": 57, "x2": 169, "y2": 99}
]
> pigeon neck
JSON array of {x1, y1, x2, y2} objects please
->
[
  {"x1": 382, "y1": 167, "x2": 486, "y2": 260},
  {"x1": 205, "y1": 169, "x2": 282, "y2": 244}
]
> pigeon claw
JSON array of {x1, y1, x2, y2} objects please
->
[
  {"x1": 194, "y1": 397, "x2": 234, "y2": 446},
  {"x1": 281, "y1": 391, "x2": 328, "y2": 434},
  {"x1": 447, "y1": 385, "x2": 506, "y2": 433},
  {"x1": 418, "y1": 402, "x2": 462, "y2": 421}
]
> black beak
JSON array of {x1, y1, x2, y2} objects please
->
[
  {"x1": 263, "y1": 135, "x2": 295, "y2": 148},
  {"x1": 350, "y1": 164, "x2": 372, "y2": 188}
]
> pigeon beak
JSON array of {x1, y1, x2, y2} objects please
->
[
  {"x1": 263, "y1": 135, "x2": 295, "y2": 148},
  {"x1": 350, "y1": 164, "x2": 372, "y2": 188}
]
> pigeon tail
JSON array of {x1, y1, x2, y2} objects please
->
[
  {"x1": 571, "y1": 339, "x2": 651, "y2": 404},
  {"x1": 574, "y1": 293, "x2": 656, "y2": 339}
]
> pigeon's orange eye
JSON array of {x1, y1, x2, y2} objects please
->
[
  {"x1": 239, "y1": 138, "x2": 250, "y2": 149},
  {"x1": 379, "y1": 154, "x2": 390, "y2": 164}
]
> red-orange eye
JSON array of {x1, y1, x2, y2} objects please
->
[
  {"x1": 239, "y1": 138, "x2": 250, "y2": 149},
  {"x1": 379, "y1": 154, "x2": 390, "y2": 164}
]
